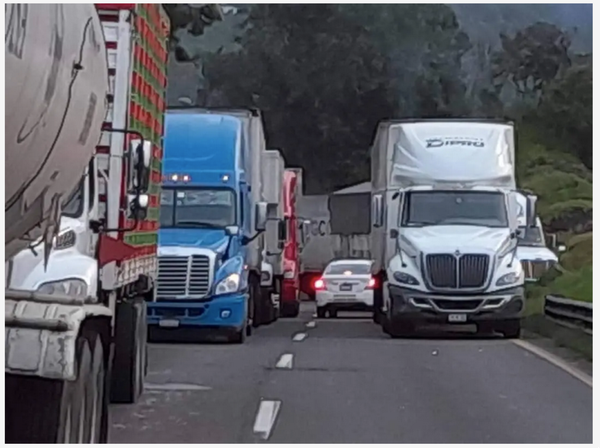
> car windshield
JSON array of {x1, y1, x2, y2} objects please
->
[
  {"x1": 402, "y1": 191, "x2": 509, "y2": 228},
  {"x1": 62, "y1": 178, "x2": 84, "y2": 218},
  {"x1": 326, "y1": 263, "x2": 371, "y2": 275},
  {"x1": 160, "y1": 188, "x2": 236, "y2": 228},
  {"x1": 518, "y1": 226, "x2": 546, "y2": 247}
]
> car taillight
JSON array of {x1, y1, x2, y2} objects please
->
[
  {"x1": 314, "y1": 278, "x2": 326, "y2": 290},
  {"x1": 367, "y1": 277, "x2": 376, "y2": 289}
]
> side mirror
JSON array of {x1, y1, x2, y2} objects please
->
[
  {"x1": 127, "y1": 193, "x2": 149, "y2": 220},
  {"x1": 225, "y1": 225, "x2": 240, "y2": 237},
  {"x1": 515, "y1": 228, "x2": 524, "y2": 238},
  {"x1": 525, "y1": 194, "x2": 537, "y2": 228},
  {"x1": 372, "y1": 194, "x2": 383, "y2": 228},
  {"x1": 278, "y1": 219, "x2": 287, "y2": 244},
  {"x1": 390, "y1": 229, "x2": 399, "y2": 239},
  {"x1": 546, "y1": 233, "x2": 557, "y2": 249},
  {"x1": 299, "y1": 219, "x2": 311, "y2": 246},
  {"x1": 557, "y1": 244, "x2": 567, "y2": 253},
  {"x1": 255, "y1": 202, "x2": 267, "y2": 232},
  {"x1": 129, "y1": 139, "x2": 152, "y2": 194}
]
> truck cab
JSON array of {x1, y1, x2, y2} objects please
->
[
  {"x1": 370, "y1": 119, "x2": 537, "y2": 339},
  {"x1": 152, "y1": 110, "x2": 268, "y2": 343}
]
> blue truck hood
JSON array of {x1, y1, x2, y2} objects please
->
[{"x1": 158, "y1": 228, "x2": 229, "y2": 254}]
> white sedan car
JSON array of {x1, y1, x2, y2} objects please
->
[{"x1": 315, "y1": 259, "x2": 375, "y2": 318}]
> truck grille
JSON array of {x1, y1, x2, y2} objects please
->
[
  {"x1": 156, "y1": 255, "x2": 211, "y2": 299},
  {"x1": 425, "y1": 254, "x2": 490, "y2": 290}
]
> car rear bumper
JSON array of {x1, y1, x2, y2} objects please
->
[
  {"x1": 387, "y1": 285, "x2": 525, "y2": 324},
  {"x1": 316, "y1": 290, "x2": 374, "y2": 308},
  {"x1": 147, "y1": 293, "x2": 247, "y2": 329}
]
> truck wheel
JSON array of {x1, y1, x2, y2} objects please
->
[
  {"x1": 329, "y1": 308, "x2": 338, "y2": 319},
  {"x1": 382, "y1": 307, "x2": 414, "y2": 338},
  {"x1": 499, "y1": 319, "x2": 521, "y2": 339},
  {"x1": 384, "y1": 321, "x2": 415, "y2": 339},
  {"x1": 260, "y1": 286, "x2": 277, "y2": 324},
  {"x1": 281, "y1": 301, "x2": 300, "y2": 318},
  {"x1": 110, "y1": 297, "x2": 146, "y2": 404},
  {"x1": 6, "y1": 331, "x2": 107, "y2": 443},
  {"x1": 316, "y1": 306, "x2": 327, "y2": 318},
  {"x1": 87, "y1": 335, "x2": 109, "y2": 443},
  {"x1": 251, "y1": 278, "x2": 264, "y2": 328},
  {"x1": 373, "y1": 287, "x2": 383, "y2": 324},
  {"x1": 230, "y1": 322, "x2": 248, "y2": 344}
]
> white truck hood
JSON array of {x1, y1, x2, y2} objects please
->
[{"x1": 401, "y1": 225, "x2": 512, "y2": 254}]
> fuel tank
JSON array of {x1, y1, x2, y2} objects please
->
[{"x1": 5, "y1": 4, "x2": 109, "y2": 260}]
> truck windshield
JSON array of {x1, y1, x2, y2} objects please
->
[
  {"x1": 518, "y1": 226, "x2": 546, "y2": 247},
  {"x1": 160, "y1": 188, "x2": 236, "y2": 228},
  {"x1": 402, "y1": 191, "x2": 508, "y2": 228},
  {"x1": 62, "y1": 178, "x2": 84, "y2": 218}
]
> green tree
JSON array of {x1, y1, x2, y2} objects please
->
[
  {"x1": 203, "y1": 5, "x2": 398, "y2": 193},
  {"x1": 491, "y1": 22, "x2": 571, "y2": 97}
]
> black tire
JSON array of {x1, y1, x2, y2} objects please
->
[
  {"x1": 87, "y1": 335, "x2": 109, "y2": 443},
  {"x1": 329, "y1": 308, "x2": 338, "y2": 319},
  {"x1": 373, "y1": 286, "x2": 384, "y2": 324},
  {"x1": 500, "y1": 319, "x2": 521, "y2": 339},
  {"x1": 251, "y1": 278, "x2": 265, "y2": 328},
  {"x1": 260, "y1": 286, "x2": 277, "y2": 324},
  {"x1": 230, "y1": 324, "x2": 247, "y2": 344},
  {"x1": 6, "y1": 332, "x2": 101, "y2": 443},
  {"x1": 281, "y1": 301, "x2": 300, "y2": 318},
  {"x1": 382, "y1": 306, "x2": 415, "y2": 338},
  {"x1": 316, "y1": 306, "x2": 327, "y2": 318},
  {"x1": 110, "y1": 297, "x2": 146, "y2": 404},
  {"x1": 384, "y1": 320, "x2": 416, "y2": 338}
]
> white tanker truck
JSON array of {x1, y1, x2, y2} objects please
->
[{"x1": 5, "y1": 4, "x2": 169, "y2": 443}]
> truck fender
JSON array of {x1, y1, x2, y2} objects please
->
[
  {"x1": 213, "y1": 254, "x2": 247, "y2": 291},
  {"x1": 15, "y1": 254, "x2": 98, "y2": 298},
  {"x1": 5, "y1": 297, "x2": 112, "y2": 381}
]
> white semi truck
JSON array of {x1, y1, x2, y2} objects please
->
[
  {"x1": 5, "y1": 4, "x2": 167, "y2": 442},
  {"x1": 370, "y1": 119, "x2": 537, "y2": 338},
  {"x1": 261, "y1": 149, "x2": 288, "y2": 317}
]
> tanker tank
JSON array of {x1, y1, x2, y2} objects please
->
[{"x1": 5, "y1": 4, "x2": 109, "y2": 260}]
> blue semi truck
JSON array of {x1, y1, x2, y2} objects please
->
[{"x1": 149, "y1": 108, "x2": 279, "y2": 343}]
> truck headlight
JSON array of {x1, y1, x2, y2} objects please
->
[
  {"x1": 496, "y1": 272, "x2": 519, "y2": 287},
  {"x1": 37, "y1": 279, "x2": 88, "y2": 298},
  {"x1": 215, "y1": 273, "x2": 241, "y2": 295},
  {"x1": 393, "y1": 271, "x2": 420, "y2": 286}
]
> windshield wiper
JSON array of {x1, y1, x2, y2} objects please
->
[{"x1": 176, "y1": 221, "x2": 222, "y2": 229}]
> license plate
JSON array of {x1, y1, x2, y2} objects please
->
[
  {"x1": 334, "y1": 295, "x2": 356, "y2": 301},
  {"x1": 340, "y1": 284, "x2": 353, "y2": 291},
  {"x1": 448, "y1": 314, "x2": 467, "y2": 323},
  {"x1": 159, "y1": 319, "x2": 180, "y2": 328}
]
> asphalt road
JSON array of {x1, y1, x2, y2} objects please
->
[{"x1": 109, "y1": 303, "x2": 593, "y2": 444}]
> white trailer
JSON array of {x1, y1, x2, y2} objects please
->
[
  {"x1": 262, "y1": 149, "x2": 286, "y2": 314},
  {"x1": 370, "y1": 119, "x2": 537, "y2": 338}
]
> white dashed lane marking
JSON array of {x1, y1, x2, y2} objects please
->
[
  {"x1": 292, "y1": 332, "x2": 307, "y2": 342},
  {"x1": 253, "y1": 400, "x2": 282, "y2": 440},
  {"x1": 275, "y1": 353, "x2": 294, "y2": 369}
]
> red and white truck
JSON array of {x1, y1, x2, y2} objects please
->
[
  {"x1": 280, "y1": 169, "x2": 302, "y2": 317},
  {"x1": 5, "y1": 4, "x2": 169, "y2": 442}
]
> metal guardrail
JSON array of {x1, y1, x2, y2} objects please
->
[{"x1": 544, "y1": 295, "x2": 593, "y2": 335}]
